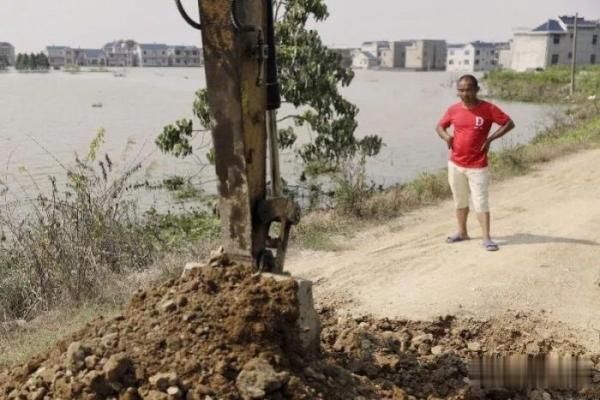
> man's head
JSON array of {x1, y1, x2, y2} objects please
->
[{"x1": 457, "y1": 74, "x2": 479, "y2": 105}]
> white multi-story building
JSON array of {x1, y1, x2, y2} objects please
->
[
  {"x1": 0, "y1": 42, "x2": 15, "y2": 66},
  {"x1": 81, "y1": 49, "x2": 106, "y2": 66},
  {"x1": 511, "y1": 15, "x2": 600, "y2": 71},
  {"x1": 361, "y1": 41, "x2": 389, "y2": 59},
  {"x1": 137, "y1": 44, "x2": 202, "y2": 67},
  {"x1": 46, "y1": 46, "x2": 69, "y2": 67},
  {"x1": 404, "y1": 40, "x2": 446, "y2": 70},
  {"x1": 379, "y1": 40, "x2": 446, "y2": 70},
  {"x1": 496, "y1": 42, "x2": 513, "y2": 69},
  {"x1": 380, "y1": 41, "x2": 412, "y2": 69},
  {"x1": 352, "y1": 50, "x2": 378, "y2": 69},
  {"x1": 446, "y1": 41, "x2": 499, "y2": 72},
  {"x1": 47, "y1": 46, "x2": 107, "y2": 67},
  {"x1": 47, "y1": 41, "x2": 204, "y2": 68},
  {"x1": 358, "y1": 41, "x2": 389, "y2": 67},
  {"x1": 137, "y1": 44, "x2": 170, "y2": 67},
  {"x1": 167, "y1": 45, "x2": 202, "y2": 67},
  {"x1": 103, "y1": 40, "x2": 139, "y2": 67}
]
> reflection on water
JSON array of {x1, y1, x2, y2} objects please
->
[{"x1": 0, "y1": 68, "x2": 556, "y2": 207}]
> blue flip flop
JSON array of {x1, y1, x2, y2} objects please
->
[
  {"x1": 446, "y1": 233, "x2": 469, "y2": 243},
  {"x1": 483, "y1": 239, "x2": 499, "y2": 251}
]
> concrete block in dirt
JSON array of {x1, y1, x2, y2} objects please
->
[
  {"x1": 262, "y1": 273, "x2": 321, "y2": 353},
  {"x1": 181, "y1": 259, "x2": 321, "y2": 354},
  {"x1": 181, "y1": 262, "x2": 208, "y2": 278}
]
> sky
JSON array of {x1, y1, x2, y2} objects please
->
[{"x1": 0, "y1": 0, "x2": 598, "y2": 53}]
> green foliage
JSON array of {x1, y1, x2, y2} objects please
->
[
  {"x1": 276, "y1": 0, "x2": 382, "y2": 170},
  {"x1": 156, "y1": 119, "x2": 194, "y2": 158},
  {"x1": 157, "y1": 0, "x2": 382, "y2": 178},
  {"x1": 15, "y1": 52, "x2": 49, "y2": 71},
  {"x1": 332, "y1": 157, "x2": 372, "y2": 216},
  {"x1": 144, "y1": 208, "x2": 220, "y2": 248},
  {"x1": 484, "y1": 66, "x2": 600, "y2": 102}
]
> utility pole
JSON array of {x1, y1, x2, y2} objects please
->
[{"x1": 570, "y1": 13, "x2": 578, "y2": 96}]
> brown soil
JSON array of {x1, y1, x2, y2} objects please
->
[{"x1": 1, "y1": 258, "x2": 599, "y2": 400}]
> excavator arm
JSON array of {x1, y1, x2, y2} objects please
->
[{"x1": 174, "y1": 0, "x2": 299, "y2": 273}]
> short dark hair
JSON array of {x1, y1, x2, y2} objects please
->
[{"x1": 458, "y1": 74, "x2": 479, "y2": 88}]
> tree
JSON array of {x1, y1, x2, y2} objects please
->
[
  {"x1": 37, "y1": 52, "x2": 50, "y2": 69},
  {"x1": 156, "y1": 0, "x2": 382, "y2": 180},
  {"x1": 15, "y1": 53, "x2": 23, "y2": 70},
  {"x1": 22, "y1": 54, "x2": 30, "y2": 70},
  {"x1": 29, "y1": 52, "x2": 38, "y2": 70}
]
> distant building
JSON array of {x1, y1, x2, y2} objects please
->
[
  {"x1": 361, "y1": 41, "x2": 390, "y2": 60},
  {"x1": 352, "y1": 50, "x2": 378, "y2": 69},
  {"x1": 137, "y1": 44, "x2": 170, "y2": 67},
  {"x1": 511, "y1": 15, "x2": 600, "y2": 71},
  {"x1": 380, "y1": 41, "x2": 412, "y2": 68},
  {"x1": 137, "y1": 44, "x2": 202, "y2": 67},
  {"x1": 0, "y1": 42, "x2": 15, "y2": 66},
  {"x1": 46, "y1": 40, "x2": 204, "y2": 68},
  {"x1": 47, "y1": 46, "x2": 107, "y2": 67},
  {"x1": 167, "y1": 45, "x2": 202, "y2": 67},
  {"x1": 404, "y1": 40, "x2": 446, "y2": 70},
  {"x1": 46, "y1": 46, "x2": 69, "y2": 67},
  {"x1": 359, "y1": 41, "x2": 389, "y2": 67},
  {"x1": 80, "y1": 49, "x2": 106, "y2": 66},
  {"x1": 103, "y1": 40, "x2": 139, "y2": 67},
  {"x1": 496, "y1": 42, "x2": 512, "y2": 69},
  {"x1": 446, "y1": 41, "x2": 499, "y2": 72}
]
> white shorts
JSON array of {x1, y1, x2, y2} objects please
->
[{"x1": 448, "y1": 161, "x2": 490, "y2": 213}]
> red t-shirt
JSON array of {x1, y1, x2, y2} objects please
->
[{"x1": 438, "y1": 101, "x2": 511, "y2": 168}]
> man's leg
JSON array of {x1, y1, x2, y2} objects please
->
[
  {"x1": 476, "y1": 211, "x2": 491, "y2": 241},
  {"x1": 448, "y1": 162, "x2": 470, "y2": 240},
  {"x1": 467, "y1": 167, "x2": 497, "y2": 249},
  {"x1": 456, "y1": 207, "x2": 469, "y2": 238}
]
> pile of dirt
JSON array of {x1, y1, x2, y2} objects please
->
[
  {"x1": 320, "y1": 310, "x2": 600, "y2": 399},
  {"x1": 0, "y1": 258, "x2": 598, "y2": 399}
]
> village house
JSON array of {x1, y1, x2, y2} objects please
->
[
  {"x1": 137, "y1": 43, "x2": 170, "y2": 67},
  {"x1": 446, "y1": 41, "x2": 499, "y2": 72},
  {"x1": 361, "y1": 41, "x2": 390, "y2": 60},
  {"x1": 0, "y1": 42, "x2": 15, "y2": 66},
  {"x1": 47, "y1": 46, "x2": 107, "y2": 67},
  {"x1": 103, "y1": 40, "x2": 139, "y2": 67},
  {"x1": 404, "y1": 40, "x2": 446, "y2": 70},
  {"x1": 352, "y1": 50, "x2": 378, "y2": 69},
  {"x1": 167, "y1": 45, "x2": 202, "y2": 67},
  {"x1": 80, "y1": 49, "x2": 106, "y2": 66},
  {"x1": 46, "y1": 46, "x2": 68, "y2": 67},
  {"x1": 511, "y1": 15, "x2": 600, "y2": 71},
  {"x1": 380, "y1": 41, "x2": 412, "y2": 68},
  {"x1": 496, "y1": 42, "x2": 512, "y2": 69},
  {"x1": 360, "y1": 39, "x2": 446, "y2": 70}
]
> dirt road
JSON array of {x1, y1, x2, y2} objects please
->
[{"x1": 288, "y1": 148, "x2": 600, "y2": 351}]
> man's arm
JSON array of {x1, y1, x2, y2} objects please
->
[
  {"x1": 436, "y1": 125, "x2": 453, "y2": 149},
  {"x1": 481, "y1": 119, "x2": 515, "y2": 152}
]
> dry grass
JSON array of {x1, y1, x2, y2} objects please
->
[
  {"x1": 0, "y1": 303, "x2": 119, "y2": 367},
  {"x1": 0, "y1": 242, "x2": 217, "y2": 367}
]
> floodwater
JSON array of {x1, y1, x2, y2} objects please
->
[{"x1": 0, "y1": 67, "x2": 556, "y2": 207}]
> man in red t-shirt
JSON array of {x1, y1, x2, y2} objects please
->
[{"x1": 436, "y1": 75, "x2": 515, "y2": 251}]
